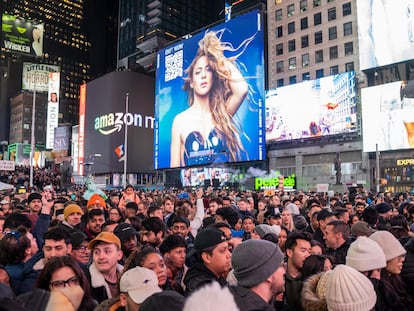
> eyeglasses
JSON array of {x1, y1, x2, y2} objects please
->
[
  {"x1": 50, "y1": 276, "x2": 80, "y2": 289},
  {"x1": 74, "y1": 245, "x2": 89, "y2": 252}
]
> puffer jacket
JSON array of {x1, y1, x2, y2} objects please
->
[{"x1": 301, "y1": 272, "x2": 328, "y2": 311}]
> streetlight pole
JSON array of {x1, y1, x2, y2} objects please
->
[
  {"x1": 123, "y1": 93, "x2": 129, "y2": 187},
  {"x1": 29, "y1": 87, "x2": 36, "y2": 189}
]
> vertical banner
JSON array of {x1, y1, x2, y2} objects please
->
[
  {"x1": 46, "y1": 72, "x2": 60, "y2": 149},
  {"x1": 78, "y1": 84, "x2": 86, "y2": 175}
]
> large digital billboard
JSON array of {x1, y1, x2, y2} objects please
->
[
  {"x1": 155, "y1": 9, "x2": 266, "y2": 169},
  {"x1": 81, "y1": 71, "x2": 155, "y2": 175},
  {"x1": 181, "y1": 167, "x2": 233, "y2": 187},
  {"x1": 266, "y1": 72, "x2": 357, "y2": 143},
  {"x1": 357, "y1": 0, "x2": 414, "y2": 70},
  {"x1": 2, "y1": 14, "x2": 44, "y2": 57},
  {"x1": 361, "y1": 80, "x2": 414, "y2": 152}
]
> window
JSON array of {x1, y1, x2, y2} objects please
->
[
  {"x1": 328, "y1": 7, "x2": 336, "y2": 21},
  {"x1": 330, "y1": 65, "x2": 339, "y2": 75},
  {"x1": 314, "y1": 31, "x2": 323, "y2": 44},
  {"x1": 315, "y1": 50, "x2": 323, "y2": 63},
  {"x1": 276, "y1": 9, "x2": 283, "y2": 21},
  {"x1": 288, "y1": 22, "x2": 295, "y2": 34},
  {"x1": 277, "y1": 79, "x2": 284, "y2": 87},
  {"x1": 344, "y1": 22, "x2": 352, "y2": 36},
  {"x1": 289, "y1": 76, "x2": 297, "y2": 84},
  {"x1": 329, "y1": 46, "x2": 338, "y2": 59},
  {"x1": 343, "y1": 2, "x2": 352, "y2": 16},
  {"x1": 276, "y1": 43, "x2": 283, "y2": 55},
  {"x1": 314, "y1": 12, "x2": 322, "y2": 25},
  {"x1": 329, "y1": 26, "x2": 337, "y2": 40},
  {"x1": 302, "y1": 53, "x2": 310, "y2": 66},
  {"x1": 289, "y1": 57, "x2": 297, "y2": 70},
  {"x1": 301, "y1": 35, "x2": 309, "y2": 48},
  {"x1": 276, "y1": 26, "x2": 283, "y2": 38},
  {"x1": 344, "y1": 41, "x2": 353, "y2": 55},
  {"x1": 288, "y1": 4, "x2": 295, "y2": 16},
  {"x1": 277, "y1": 61, "x2": 284, "y2": 73},
  {"x1": 288, "y1": 39, "x2": 296, "y2": 52},
  {"x1": 316, "y1": 69, "x2": 324, "y2": 78},
  {"x1": 314, "y1": 0, "x2": 321, "y2": 7},
  {"x1": 345, "y1": 62, "x2": 354, "y2": 72},
  {"x1": 302, "y1": 72, "x2": 310, "y2": 80},
  {"x1": 300, "y1": 0, "x2": 308, "y2": 12},
  {"x1": 301, "y1": 17, "x2": 308, "y2": 30}
]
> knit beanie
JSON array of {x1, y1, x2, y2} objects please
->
[
  {"x1": 63, "y1": 204, "x2": 84, "y2": 220},
  {"x1": 285, "y1": 203, "x2": 300, "y2": 215},
  {"x1": 255, "y1": 224, "x2": 276, "y2": 239},
  {"x1": 369, "y1": 230, "x2": 406, "y2": 261},
  {"x1": 346, "y1": 236, "x2": 386, "y2": 272},
  {"x1": 231, "y1": 239, "x2": 284, "y2": 288},
  {"x1": 87, "y1": 193, "x2": 106, "y2": 209},
  {"x1": 326, "y1": 265, "x2": 376, "y2": 311},
  {"x1": 183, "y1": 282, "x2": 239, "y2": 311}
]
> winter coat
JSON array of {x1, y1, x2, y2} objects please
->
[
  {"x1": 229, "y1": 285, "x2": 275, "y2": 311},
  {"x1": 301, "y1": 272, "x2": 327, "y2": 311},
  {"x1": 86, "y1": 262, "x2": 123, "y2": 304},
  {"x1": 401, "y1": 236, "x2": 414, "y2": 300},
  {"x1": 183, "y1": 262, "x2": 227, "y2": 296}
]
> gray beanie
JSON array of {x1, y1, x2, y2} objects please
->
[
  {"x1": 231, "y1": 239, "x2": 284, "y2": 288},
  {"x1": 255, "y1": 224, "x2": 277, "y2": 239}
]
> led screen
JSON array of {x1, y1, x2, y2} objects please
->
[
  {"x1": 181, "y1": 167, "x2": 234, "y2": 187},
  {"x1": 266, "y1": 72, "x2": 357, "y2": 142},
  {"x1": 155, "y1": 9, "x2": 266, "y2": 169},
  {"x1": 357, "y1": 0, "x2": 414, "y2": 70},
  {"x1": 361, "y1": 80, "x2": 414, "y2": 152}
]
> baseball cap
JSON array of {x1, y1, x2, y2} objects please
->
[
  {"x1": 114, "y1": 223, "x2": 138, "y2": 242},
  {"x1": 186, "y1": 227, "x2": 227, "y2": 258},
  {"x1": 120, "y1": 267, "x2": 162, "y2": 304},
  {"x1": 70, "y1": 231, "x2": 90, "y2": 249},
  {"x1": 0, "y1": 200, "x2": 9, "y2": 205},
  {"x1": 317, "y1": 209, "x2": 337, "y2": 221},
  {"x1": 88, "y1": 232, "x2": 121, "y2": 250}
]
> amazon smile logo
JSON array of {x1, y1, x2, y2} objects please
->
[{"x1": 94, "y1": 112, "x2": 155, "y2": 135}]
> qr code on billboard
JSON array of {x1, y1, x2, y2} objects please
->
[{"x1": 165, "y1": 50, "x2": 183, "y2": 82}]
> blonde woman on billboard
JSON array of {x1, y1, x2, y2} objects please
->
[{"x1": 170, "y1": 30, "x2": 254, "y2": 167}]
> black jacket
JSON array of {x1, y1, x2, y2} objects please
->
[
  {"x1": 229, "y1": 286, "x2": 275, "y2": 311},
  {"x1": 325, "y1": 239, "x2": 351, "y2": 265},
  {"x1": 183, "y1": 262, "x2": 227, "y2": 296},
  {"x1": 402, "y1": 237, "x2": 414, "y2": 300}
]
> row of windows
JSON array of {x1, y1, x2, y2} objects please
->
[
  {"x1": 276, "y1": 62, "x2": 354, "y2": 87},
  {"x1": 276, "y1": 1, "x2": 351, "y2": 21},
  {"x1": 276, "y1": 21, "x2": 352, "y2": 39},
  {"x1": 276, "y1": 41, "x2": 353, "y2": 72},
  {"x1": 276, "y1": 25, "x2": 352, "y2": 56}
]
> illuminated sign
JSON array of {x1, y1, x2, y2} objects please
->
[
  {"x1": 78, "y1": 84, "x2": 86, "y2": 175},
  {"x1": 46, "y1": 72, "x2": 60, "y2": 149},
  {"x1": 255, "y1": 174, "x2": 296, "y2": 190},
  {"x1": 22, "y1": 63, "x2": 60, "y2": 92},
  {"x1": 2, "y1": 14, "x2": 44, "y2": 57},
  {"x1": 94, "y1": 112, "x2": 154, "y2": 135},
  {"x1": 397, "y1": 159, "x2": 414, "y2": 166}
]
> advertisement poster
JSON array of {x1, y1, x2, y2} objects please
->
[
  {"x1": 357, "y1": 0, "x2": 414, "y2": 70},
  {"x1": 46, "y1": 72, "x2": 60, "y2": 149},
  {"x1": 22, "y1": 63, "x2": 60, "y2": 92},
  {"x1": 2, "y1": 14, "x2": 44, "y2": 57},
  {"x1": 361, "y1": 80, "x2": 414, "y2": 152},
  {"x1": 266, "y1": 72, "x2": 357, "y2": 142},
  {"x1": 155, "y1": 9, "x2": 266, "y2": 169}
]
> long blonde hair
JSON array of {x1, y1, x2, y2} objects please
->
[{"x1": 183, "y1": 31, "x2": 250, "y2": 162}]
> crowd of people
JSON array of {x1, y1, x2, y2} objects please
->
[{"x1": 0, "y1": 169, "x2": 413, "y2": 310}]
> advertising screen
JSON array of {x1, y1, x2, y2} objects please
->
[
  {"x1": 82, "y1": 71, "x2": 155, "y2": 175},
  {"x1": 266, "y1": 72, "x2": 357, "y2": 143},
  {"x1": 2, "y1": 14, "x2": 44, "y2": 57},
  {"x1": 357, "y1": 0, "x2": 414, "y2": 70},
  {"x1": 361, "y1": 80, "x2": 414, "y2": 152},
  {"x1": 155, "y1": 9, "x2": 266, "y2": 169},
  {"x1": 181, "y1": 167, "x2": 234, "y2": 187}
]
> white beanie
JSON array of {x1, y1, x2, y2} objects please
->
[
  {"x1": 369, "y1": 230, "x2": 406, "y2": 261},
  {"x1": 346, "y1": 236, "x2": 386, "y2": 272},
  {"x1": 285, "y1": 203, "x2": 300, "y2": 215},
  {"x1": 326, "y1": 265, "x2": 376, "y2": 311}
]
